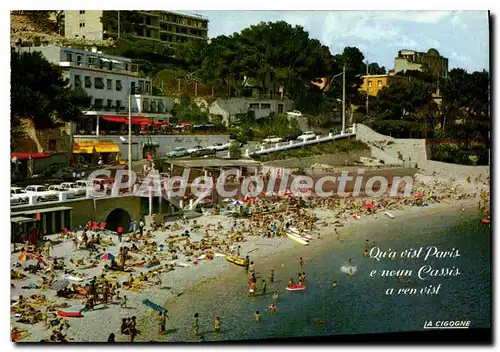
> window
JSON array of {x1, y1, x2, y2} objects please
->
[
  {"x1": 79, "y1": 10, "x2": 85, "y2": 14},
  {"x1": 84, "y1": 76, "x2": 91, "y2": 88},
  {"x1": 145, "y1": 81, "x2": 151, "y2": 94},
  {"x1": 261, "y1": 103, "x2": 271, "y2": 109},
  {"x1": 79, "y1": 22, "x2": 85, "y2": 28},
  {"x1": 108, "y1": 61, "x2": 113, "y2": 70},
  {"x1": 48, "y1": 139, "x2": 57, "y2": 151},
  {"x1": 158, "y1": 102, "x2": 164, "y2": 113},
  {"x1": 278, "y1": 104, "x2": 284, "y2": 114},
  {"x1": 146, "y1": 16, "x2": 151, "y2": 25},
  {"x1": 94, "y1": 99, "x2": 103, "y2": 109},
  {"x1": 94, "y1": 77, "x2": 104, "y2": 89},
  {"x1": 249, "y1": 103, "x2": 260, "y2": 109},
  {"x1": 87, "y1": 57, "x2": 93, "y2": 67},
  {"x1": 150, "y1": 101, "x2": 157, "y2": 112},
  {"x1": 76, "y1": 55, "x2": 82, "y2": 66},
  {"x1": 131, "y1": 81, "x2": 136, "y2": 94},
  {"x1": 116, "y1": 100, "x2": 122, "y2": 110},
  {"x1": 106, "y1": 79, "x2": 112, "y2": 90},
  {"x1": 367, "y1": 80, "x2": 372, "y2": 88},
  {"x1": 107, "y1": 99, "x2": 113, "y2": 109},
  {"x1": 66, "y1": 53, "x2": 72, "y2": 62},
  {"x1": 74, "y1": 75, "x2": 82, "y2": 88},
  {"x1": 124, "y1": 63, "x2": 129, "y2": 71},
  {"x1": 116, "y1": 80, "x2": 122, "y2": 91},
  {"x1": 138, "y1": 80, "x2": 144, "y2": 93},
  {"x1": 146, "y1": 29, "x2": 151, "y2": 38},
  {"x1": 143, "y1": 99, "x2": 150, "y2": 112},
  {"x1": 377, "y1": 80, "x2": 383, "y2": 87}
]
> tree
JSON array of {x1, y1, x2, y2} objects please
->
[
  {"x1": 368, "y1": 62, "x2": 386, "y2": 75},
  {"x1": 11, "y1": 51, "x2": 91, "y2": 150}
]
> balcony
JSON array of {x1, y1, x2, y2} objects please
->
[{"x1": 59, "y1": 59, "x2": 139, "y2": 76}]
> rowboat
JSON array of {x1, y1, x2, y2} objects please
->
[
  {"x1": 384, "y1": 212, "x2": 395, "y2": 219},
  {"x1": 289, "y1": 227, "x2": 313, "y2": 241},
  {"x1": 225, "y1": 255, "x2": 246, "y2": 266}
]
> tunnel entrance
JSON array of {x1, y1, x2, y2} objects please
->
[{"x1": 105, "y1": 208, "x2": 132, "y2": 233}]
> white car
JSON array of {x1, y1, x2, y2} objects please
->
[
  {"x1": 11, "y1": 187, "x2": 29, "y2": 206},
  {"x1": 263, "y1": 136, "x2": 282, "y2": 144},
  {"x1": 297, "y1": 131, "x2": 317, "y2": 141},
  {"x1": 207, "y1": 143, "x2": 227, "y2": 151},
  {"x1": 286, "y1": 110, "x2": 303, "y2": 117},
  {"x1": 48, "y1": 185, "x2": 77, "y2": 199},
  {"x1": 24, "y1": 185, "x2": 60, "y2": 202},
  {"x1": 187, "y1": 145, "x2": 204, "y2": 154},
  {"x1": 60, "y1": 182, "x2": 86, "y2": 197}
]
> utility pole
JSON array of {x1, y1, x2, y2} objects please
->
[
  {"x1": 366, "y1": 61, "x2": 369, "y2": 115},
  {"x1": 128, "y1": 92, "x2": 132, "y2": 190},
  {"x1": 117, "y1": 10, "x2": 120, "y2": 39},
  {"x1": 342, "y1": 64, "x2": 346, "y2": 134}
]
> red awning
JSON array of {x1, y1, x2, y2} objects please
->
[
  {"x1": 154, "y1": 121, "x2": 171, "y2": 126},
  {"x1": 101, "y1": 115, "x2": 152, "y2": 125},
  {"x1": 11, "y1": 152, "x2": 50, "y2": 160}
]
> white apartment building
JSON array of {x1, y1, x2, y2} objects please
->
[{"x1": 18, "y1": 44, "x2": 174, "y2": 135}]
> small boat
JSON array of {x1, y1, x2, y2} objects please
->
[
  {"x1": 176, "y1": 263, "x2": 192, "y2": 268},
  {"x1": 286, "y1": 232, "x2": 309, "y2": 245},
  {"x1": 352, "y1": 215, "x2": 361, "y2": 220},
  {"x1": 57, "y1": 311, "x2": 83, "y2": 318},
  {"x1": 225, "y1": 255, "x2": 246, "y2": 266},
  {"x1": 384, "y1": 212, "x2": 395, "y2": 219},
  {"x1": 289, "y1": 227, "x2": 313, "y2": 241},
  {"x1": 481, "y1": 216, "x2": 490, "y2": 224},
  {"x1": 286, "y1": 285, "x2": 306, "y2": 291}
]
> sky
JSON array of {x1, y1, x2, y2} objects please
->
[{"x1": 193, "y1": 10, "x2": 489, "y2": 73}]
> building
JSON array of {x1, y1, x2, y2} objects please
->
[
  {"x1": 64, "y1": 10, "x2": 208, "y2": 46},
  {"x1": 359, "y1": 74, "x2": 405, "y2": 96},
  {"x1": 209, "y1": 98, "x2": 295, "y2": 125},
  {"x1": 18, "y1": 43, "x2": 175, "y2": 163},
  {"x1": 394, "y1": 48, "x2": 449, "y2": 78}
]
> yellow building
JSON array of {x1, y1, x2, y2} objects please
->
[{"x1": 359, "y1": 74, "x2": 406, "y2": 96}]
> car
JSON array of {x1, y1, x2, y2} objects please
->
[
  {"x1": 297, "y1": 131, "x2": 317, "y2": 141},
  {"x1": 190, "y1": 148, "x2": 216, "y2": 158},
  {"x1": 263, "y1": 136, "x2": 283, "y2": 144},
  {"x1": 283, "y1": 134, "x2": 301, "y2": 142},
  {"x1": 207, "y1": 143, "x2": 227, "y2": 151},
  {"x1": 286, "y1": 110, "x2": 303, "y2": 117},
  {"x1": 166, "y1": 147, "x2": 190, "y2": 158},
  {"x1": 24, "y1": 185, "x2": 59, "y2": 202},
  {"x1": 11, "y1": 187, "x2": 29, "y2": 206},
  {"x1": 60, "y1": 182, "x2": 87, "y2": 197},
  {"x1": 187, "y1": 145, "x2": 204, "y2": 154},
  {"x1": 48, "y1": 185, "x2": 78, "y2": 199}
]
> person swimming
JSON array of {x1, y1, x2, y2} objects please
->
[
  {"x1": 333, "y1": 281, "x2": 338, "y2": 287},
  {"x1": 272, "y1": 290, "x2": 279, "y2": 302},
  {"x1": 254, "y1": 311, "x2": 261, "y2": 322},
  {"x1": 269, "y1": 303, "x2": 277, "y2": 313},
  {"x1": 348, "y1": 268, "x2": 353, "y2": 276}
]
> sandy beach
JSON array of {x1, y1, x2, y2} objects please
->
[{"x1": 10, "y1": 168, "x2": 490, "y2": 343}]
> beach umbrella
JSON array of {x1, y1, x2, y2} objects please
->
[
  {"x1": 363, "y1": 202, "x2": 374, "y2": 209},
  {"x1": 97, "y1": 253, "x2": 115, "y2": 260},
  {"x1": 414, "y1": 192, "x2": 423, "y2": 200},
  {"x1": 18, "y1": 252, "x2": 35, "y2": 262},
  {"x1": 203, "y1": 198, "x2": 212, "y2": 204},
  {"x1": 284, "y1": 188, "x2": 293, "y2": 196},
  {"x1": 51, "y1": 279, "x2": 70, "y2": 290}
]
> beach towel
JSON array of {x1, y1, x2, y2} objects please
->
[{"x1": 142, "y1": 299, "x2": 167, "y2": 313}]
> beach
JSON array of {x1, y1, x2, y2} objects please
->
[{"x1": 10, "y1": 169, "x2": 490, "y2": 343}]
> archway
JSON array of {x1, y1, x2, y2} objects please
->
[{"x1": 105, "y1": 208, "x2": 132, "y2": 233}]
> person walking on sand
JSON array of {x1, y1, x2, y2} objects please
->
[
  {"x1": 158, "y1": 311, "x2": 168, "y2": 335},
  {"x1": 248, "y1": 261, "x2": 255, "y2": 275},
  {"x1": 244, "y1": 256, "x2": 250, "y2": 273},
  {"x1": 268, "y1": 269, "x2": 274, "y2": 282},
  {"x1": 299, "y1": 257, "x2": 304, "y2": 271},
  {"x1": 139, "y1": 220, "x2": 145, "y2": 237},
  {"x1": 120, "y1": 295, "x2": 128, "y2": 308},
  {"x1": 261, "y1": 279, "x2": 267, "y2": 295}
]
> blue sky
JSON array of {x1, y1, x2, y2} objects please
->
[{"x1": 193, "y1": 10, "x2": 489, "y2": 73}]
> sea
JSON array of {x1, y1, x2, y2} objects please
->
[{"x1": 151, "y1": 207, "x2": 491, "y2": 342}]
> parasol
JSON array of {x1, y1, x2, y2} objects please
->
[
  {"x1": 363, "y1": 202, "x2": 374, "y2": 209},
  {"x1": 97, "y1": 253, "x2": 115, "y2": 260},
  {"x1": 414, "y1": 192, "x2": 423, "y2": 200}
]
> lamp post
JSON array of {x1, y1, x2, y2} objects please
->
[
  {"x1": 342, "y1": 64, "x2": 346, "y2": 135},
  {"x1": 365, "y1": 61, "x2": 369, "y2": 115},
  {"x1": 128, "y1": 91, "x2": 132, "y2": 189}
]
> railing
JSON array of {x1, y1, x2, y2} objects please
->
[
  {"x1": 247, "y1": 128, "x2": 357, "y2": 156},
  {"x1": 59, "y1": 59, "x2": 139, "y2": 75}
]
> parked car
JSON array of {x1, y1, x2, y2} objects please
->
[
  {"x1": 263, "y1": 136, "x2": 283, "y2": 144},
  {"x1": 11, "y1": 187, "x2": 29, "y2": 206},
  {"x1": 191, "y1": 148, "x2": 216, "y2": 158},
  {"x1": 48, "y1": 185, "x2": 77, "y2": 199},
  {"x1": 283, "y1": 134, "x2": 301, "y2": 142},
  {"x1": 24, "y1": 185, "x2": 59, "y2": 202},
  {"x1": 60, "y1": 182, "x2": 87, "y2": 197},
  {"x1": 187, "y1": 145, "x2": 204, "y2": 154},
  {"x1": 166, "y1": 147, "x2": 190, "y2": 158},
  {"x1": 207, "y1": 143, "x2": 227, "y2": 151},
  {"x1": 297, "y1": 131, "x2": 317, "y2": 141},
  {"x1": 286, "y1": 110, "x2": 303, "y2": 117}
]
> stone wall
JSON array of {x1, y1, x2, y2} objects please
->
[{"x1": 263, "y1": 149, "x2": 371, "y2": 169}]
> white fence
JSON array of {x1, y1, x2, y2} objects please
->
[{"x1": 247, "y1": 125, "x2": 357, "y2": 156}]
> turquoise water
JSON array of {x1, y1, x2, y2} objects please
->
[{"x1": 157, "y1": 209, "x2": 491, "y2": 342}]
